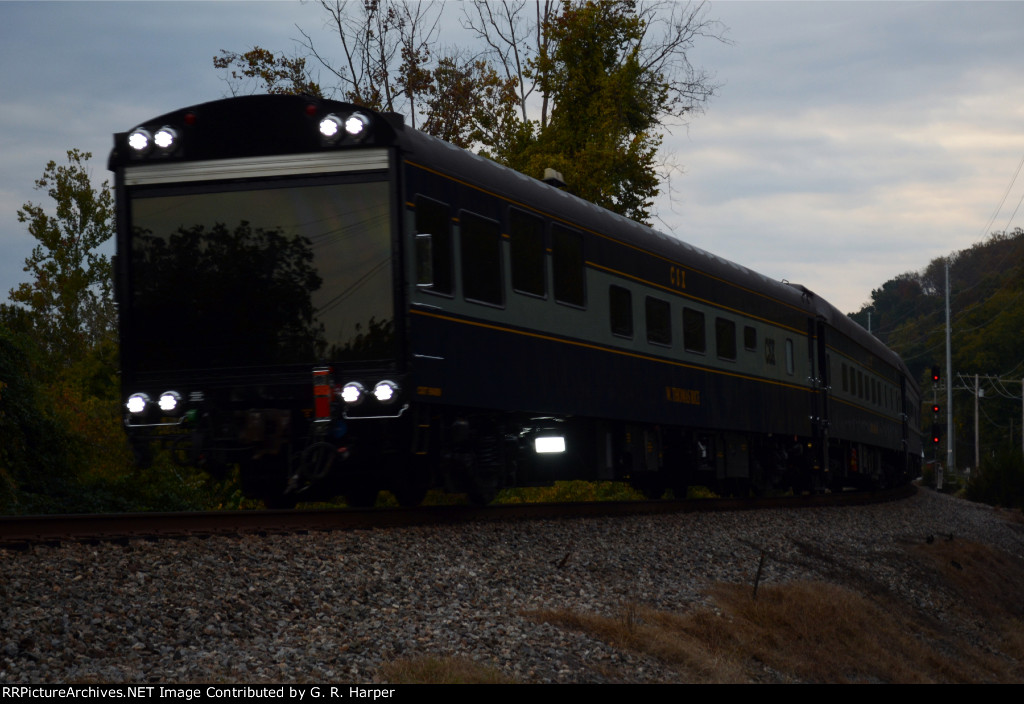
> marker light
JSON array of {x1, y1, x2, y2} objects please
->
[
  {"x1": 127, "y1": 129, "x2": 152, "y2": 153},
  {"x1": 340, "y1": 381, "x2": 365, "y2": 406},
  {"x1": 154, "y1": 126, "x2": 178, "y2": 151},
  {"x1": 373, "y1": 380, "x2": 399, "y2": 404},
  {"x1": 158, "y1": 390, "x2": 183, "y2": 414},
  {"x1": 534, "y1": 436, "x2": 566, "y2": 454},
  {"x1": 126, "y1": 393, "x2": 151, "y2": 415}
]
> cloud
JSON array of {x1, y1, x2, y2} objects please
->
[{"x1": 2, "y1": 0, "x2": 1024, "y2": 320}]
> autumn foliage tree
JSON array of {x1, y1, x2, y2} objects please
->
[
  {"x1": 0, "y1": 151, "x2": 122, "y2": 510},
  {"x1": 214, "y1": 0, "x2": 725, "y2": 223},
  {"x1": 9, "y1": 149, "x2": 116, "y2": 365},
  {"x1": 213, "y1": 47, "x2": 323, "y2": 97},
  {"x1": 503, "y1": 1, "x2": 667, "y2": 220}
]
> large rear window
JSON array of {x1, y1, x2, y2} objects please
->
[{"x1": 127, "y1": 178, "x2": 393, "y2": 372}]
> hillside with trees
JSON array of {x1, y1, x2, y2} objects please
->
[{"x1": 849, "y1": 228, "x2": 1024, "y2": 503}]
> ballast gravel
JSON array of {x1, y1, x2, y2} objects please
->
[{"x1": 2, "y1": 489, "x2": 1022, "y2": 683}]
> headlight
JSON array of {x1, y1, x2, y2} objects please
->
[
  {"x1": 344, "y1": 112, "x2": 371, "y2": 140},
  {"x1": 373, "y1": 380, "x2": 399, "y2": 404},
  {"x1": 126, "y1": 393, "x2": 151, "y2": 416},
  {"x1": 153, "y1": 126, "x2": 178, "y2": 151},
  {"x1": 158, "y1": 390, "x2": 183, "y2": 414},
  {"x1": 127, "y1": 129, "x2": 152, "y2": 153},
  {"x1": 320, "y1": 112, "x2": 371, "y2": 145},
  {"x1": 319, "y1": 114, "x2": 343, "y2": 143},
  {"x1": 340, "y1": 381, "x2": 365, "y2": 406}
]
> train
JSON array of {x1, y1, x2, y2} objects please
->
[{"x1": 109, "y1": 94, "x2": 922, "y2": 507}]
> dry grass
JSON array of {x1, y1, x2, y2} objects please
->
[
  {"x1": 368, "y1": 526, "x2": 1024, "y2": 683},
  {"x1": 525, "y1": 538, "x2": 1024, "y2": 683}
]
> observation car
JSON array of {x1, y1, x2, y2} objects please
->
[{"x1": 109, "y1": 94, "x2": 921, "y2": 507}]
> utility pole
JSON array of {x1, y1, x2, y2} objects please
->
[
  {"x1": 945, "y1": 259, "x2": 954, "y2": 471},
  {"x1": 953, "y1": 373, "x2": 1024, "y2": 469},
  {"x1": 974, "y1": 374, "x2": 981, "y2": 471}
]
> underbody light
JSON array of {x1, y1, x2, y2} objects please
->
[{"x1": 534, "y1": 436, "x2": 566, "y2": 454}]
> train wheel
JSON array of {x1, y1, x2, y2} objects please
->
[{"x1": 467, "y1": 466, "x2": 501, "y2": 505}]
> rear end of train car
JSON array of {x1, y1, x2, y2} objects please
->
[{"x1": 110, "y1": 95, "x2": 415, "y2": 506}]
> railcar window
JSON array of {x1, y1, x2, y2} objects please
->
[
  {"x1": 509, "y1": 207, "x2": 545, "y2": 297},
  {"x1": 785, "y1": 338, "x2": 794, "y2": 375},
  {"x1": 683, "y1": 307, "x2": 706, "y2": 354},
  {"x1": 716, "y1": 317, "x2": 737, "y2": 361},
  {"x1": 609, "y1": 285, "x2": 633, "y2": 338},
  {"x1": 552, "y1": 224, "x2": 585, "y2": 307},
  {"x1": 764, "y1": 338, "x2": 776, "y2": 365},
  {"x1": 459, "y1": 210, "x2": 503, "y2": 306},
  {"x1": 646, "y1": 296, "x2": 671, "y2": 346},
  {"x1": 415, "y1": 195, "x2": 453, "y2": 295},
  {"x1": 842, "y1": 363, "x2": 848, "y2": 393},
  {"x1": 743, "y1": 325, "x2": 757, "y2": 352}
]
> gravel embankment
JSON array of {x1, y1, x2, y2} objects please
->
[{"x1": 2, "y1": 489, "x2": 1023, "y2": 683}]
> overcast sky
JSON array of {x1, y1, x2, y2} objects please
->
[{"x1": 2, "y1": 0, "x2": 1023, "y2": 316}]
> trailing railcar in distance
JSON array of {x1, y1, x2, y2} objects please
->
[{"x1": 109, "y1": 95, "x2": 921, "y2": 507}]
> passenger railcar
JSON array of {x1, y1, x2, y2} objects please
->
[{"x1": 109, "y1": 95, "x2": 921, "y2": 506}]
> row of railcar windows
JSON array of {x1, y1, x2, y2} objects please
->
[
  {"x1": 415, "y1": 195, "x2": 585, "y2": 308},
  {"x1": 840, "y1": 361, "x2": 899, "y2": 412},
  {"x1": 611, "y1": 284, "x2": 794, "y2": 373},
  {"x1": 415, "y1": 195, "x2": 795, "y2": 375}
]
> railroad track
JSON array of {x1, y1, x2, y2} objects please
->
[{"x1": 0, "y1": 484, "x2": 915, "y2": 550}]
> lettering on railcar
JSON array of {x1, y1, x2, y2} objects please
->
[
  {"x1": 416, "y1": 386, "x2": 443, "y2": 397},
  {"x1": 665, "y1": 386, "x2": 701, "y2": 405},
  {"x1": 669, "y1": 265, "x2": 686, "y2": 290}
]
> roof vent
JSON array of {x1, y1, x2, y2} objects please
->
[{"x1": 542, "y1": 168, "x2": 566, "y2": 188}]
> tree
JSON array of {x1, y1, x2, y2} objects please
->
[
  {"x1": 215, "y1": 1, "x2": 726, "y2": 223},
  {"x1": 9, "y1": 149, "x2": 115, "y2": 365},
  {"x1": 213, "y1": 47, "x2": 323, "y2": 97},
  {"x1": 498, "y1": 1, "x2": 667, "y2": 221},
  {"x1": 465, "y1": 0, "x2": 725, "y2": 221},
  {"x1": 297, "y1": 0, "x2": 445, "y2": 128}
]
